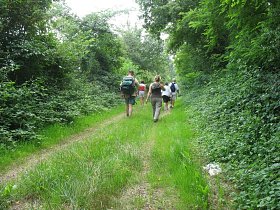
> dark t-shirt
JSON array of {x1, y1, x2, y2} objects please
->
[{"x1": 151, "y1": 82, "x2": 162, "y2": 98}]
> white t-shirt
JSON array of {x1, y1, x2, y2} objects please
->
[
  {"x1": 169, "y1": 82, "x2": 179, "y2": 95},
  {"x1": 162, "y1": 85, "x2": 171, "y2": 97}
]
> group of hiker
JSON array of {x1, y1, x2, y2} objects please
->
[{"x1": 120, "y1": 70, "x2": 179, "y2": 122}]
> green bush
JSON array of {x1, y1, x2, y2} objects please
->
[
  {"x1": 0, "y1": 77, "x2": 122, "y2": 148},
  {"x1": 184, "y1": 67, "x2": 279, "y2": 209}
]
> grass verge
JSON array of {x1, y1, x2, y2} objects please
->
[{"x1": 0, "y1": 105, "x2": 124, "y2": 173}]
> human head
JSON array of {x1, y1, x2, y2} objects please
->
[
  {"x1": 141, "y1": 80, "x2": 144, "y2": 84},
  {"x1": 154, "y1": 75, "x2": 161, "y2": 82},
  {"x1": 128, "y1": 70, "x2": 135, "y2": 76},
  {"x1": 165, "y1": 82, "x2": 168, "y2": 86},
  {"x1": 172, "y1": 78, "x2": 176, "y2": 82}
]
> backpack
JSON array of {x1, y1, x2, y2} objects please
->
[
  {"x1": 138, "y1": 84, "x2": 145, "y2": 91},
  {"x1": 151, "y1": 82, "x2": 161, "y2": 93},
  {"x1": 120, "y1": 76, "x2": 135, "y2": 95},
  {"x1": 170, "y1": 82, "x2": 176, "y2": 92}
]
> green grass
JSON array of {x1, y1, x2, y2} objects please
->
[
  {"x1": 0, "y1": 105, "x2": 124, "y2": 173},
  {"x1": 147, "y1": 100, "x2": 209, "y2": 209},
  {"x1": 0, "y1": 100, "x2": 210, "y2": 209}
]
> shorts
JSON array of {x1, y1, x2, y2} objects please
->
[
  {"x1": 125, "y1": 96, "x2": 136, "y2": 105},
  {"x1": 162, "y1": 95, "x2": 170, "y2": 103},
  {"x1": 171, "y1": 93, "x2": 177, "y2": 101},
  {"x1": 138, "y1": 91, "x2": 145, "y2": 98}
]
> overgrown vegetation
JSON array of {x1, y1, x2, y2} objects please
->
[
  {"x1": 1, "y1": 0, "x2": 279, "y2": 208},
  {"x1": 149, "y1": 101, "x2": 209, "y2": 209},
  {"x1": 0, "y1": 1, "x2": 169, "y2": 150},
  {"x1": 185, "y1": 69, "x2": 279, "y2": 209},
  {"x1": 137, "y1": 0, "x2": 280, "y2": 208}
]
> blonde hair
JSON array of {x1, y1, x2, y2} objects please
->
[{"x1": 154, "y1": 75, "x2": 161, "y2": 82}]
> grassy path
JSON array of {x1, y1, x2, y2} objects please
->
[
  {"x1": 0, "y1": 100, "x2": 209, "y2": 209},
  {"x1": 0, "y1": 113, "x2": 125, "y2": 185}
]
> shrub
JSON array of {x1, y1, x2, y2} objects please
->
[
  {"x1": 184, "y1": 66, "x2": 280, "y2": 209},
  {"x1": 0, "y1": 77, "x2": 122, "y2": 148}
]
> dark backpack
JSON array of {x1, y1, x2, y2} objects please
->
[
  {"x1": 121, "y1": 76, "x2": 135, "y2": 95},
  {"x1": 151, "y1": 82, "x2": 161, "y2": 93},
  {"x1": 170, "y1": 82, "x2": 176, "y2": 92}
]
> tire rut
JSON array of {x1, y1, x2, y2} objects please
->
[{"x1": 114, "y1": 110, "x2": 178, "y2": 210}]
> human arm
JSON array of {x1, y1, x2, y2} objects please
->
[
  {"x1": 145, "y1": 84, "x2": 152, "y2": 103},
  {"x1": 134, "y1": 78, "x2": 139, "y2": 87},
  {"x1": 175, "y1": 84, "x2": 180, "y2": 95},
  {"x1": 160, "y1": 82, "x2": 165, "y2": 91}
]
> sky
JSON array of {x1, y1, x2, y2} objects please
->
[{"x1": 64, "y1": 0, "x2": 142, "y2": 28}]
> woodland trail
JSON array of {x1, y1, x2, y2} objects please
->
[
  {"x1": 113, "y1": 110, "x2": 178, "y2": 210},
  {"x1": 0, "y1": 112, "x2": 125, "y2": 185},
  {"x1": 1, "y1": 102, "x2": 212, "y2": 209}
]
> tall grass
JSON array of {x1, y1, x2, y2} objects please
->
[
  {"x1": 1, "y1": 100, "x2": 210, "y2": 209},
  {"x1": 148, "y1": 100, "x2": 209, "y2": 209}
]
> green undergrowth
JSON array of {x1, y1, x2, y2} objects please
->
[
  {"x1": 183, "y1": 68, "x2": 279, "y2": 209},
  {"x1": 0, "y1": 105, "x2": 124, "y2": 173},
  {"x1": 0, "y1": 100, "x2": 211, "y2": 209}
]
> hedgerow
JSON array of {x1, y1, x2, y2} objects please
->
[
  {"x1": 0, "y1": 76, "x2": 122, "y2": 149},
  {"x1": 184, "y1": 67, "x2": 279, "y2": 209}
]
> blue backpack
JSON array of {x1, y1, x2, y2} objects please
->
[{"x1": 170, "y1": 82, "x2": 176, "y2": 92}]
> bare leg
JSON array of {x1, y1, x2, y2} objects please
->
[
  {"x1": 126, "y1": 104, "x2": 129, "y2": 116},
  {"x1": 128, "y1": 104, "x2": 133, "y2": 116},
  {"x1": 140, "y1": 97, "x2": 143, "y2": 106},
  {"x1": 164, "y1": 102, "x2": 168, "y2": 111}
]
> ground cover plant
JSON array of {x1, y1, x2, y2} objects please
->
[{"x1": 184, "y1": 69, "x2": 280, "y2": 209}]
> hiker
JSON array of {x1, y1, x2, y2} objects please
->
[
  {"x1": 169, "y1": 78, "x2": 179, "y2": 108},
  {"x1": 138, "y1": 80, "x2": 146, "y2": 106},
  {"x1": 120, "y1": 70, "x2": 139, "y2": 117},
  {"x1": 161, "y1": 82, "x2": 171, "y2": 111},
  {"x1": 145, "y1": 75, "x2": 165, "y2": 122}
]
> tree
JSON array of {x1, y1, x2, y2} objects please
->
[
  {"x1": 119, "y1": 26, "x2": 169, "y2": 81},
  {"x1": 0, "y1": 0, "x2": 67, "y2": 85},
  {"x1": 79, "y1": 13, "x2": 123, "y2": 82}
]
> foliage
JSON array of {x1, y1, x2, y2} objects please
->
[
  {"x1": 80, "y1": 13, "x2": 123, "y2": 80},
  {"x1": 0, "y1": 1, "x2": 125, "y2": 148},
  {"x1": 0, "y1": 77, "x2": 122, "y2": 148},
  {"x1": 185, "y1": 68, "x2": 280, "y2": 209},
  {"x1": 136, "y1": 0, "x2": 280, "y2": 209},
  {"x1": 0, "y1": 0, "x2": 68, "y2": 85},
  {"x1": 118, "y1": 26, "x2": 169, "y2": 81}
]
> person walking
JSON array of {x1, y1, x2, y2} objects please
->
[
  {"x1": 145, "y1": 75, "x2": 165, "y2": 122},
  {"x1": 138, "y1": 80, "x2": 146, "y2": 106},
  {"x1": 162, "y1": 82, "x2": 171, "y2": 111},
  {"x1": 169, "y1": 78, "x2": 179, "y2": 108},
  {"x1": 120, "y1": 70, "x2": 139, "y2": 117}
]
